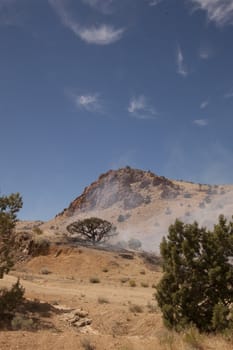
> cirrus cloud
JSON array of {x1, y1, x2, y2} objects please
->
[
  {"x1": 176, "y1": 45, "x2": 188, "y2": 77},
  {"x1": 48, "y1": 0, "x2": 124, "y2": 45},
  {"x1": 193, "y1": 119, "x2": 208, "y2": 126},
  {"x1": 77, "y1": 25, "x2": 124, "y2": 45},
  {"x1": 128, "y1": 95, "x2": 157, "y2": 120},
  {"x1": 75, "y1": 93, "x2": 101, "y2": 112},
  {"x1": 190, "y1": 0, "x2": 233, "y2": 26}
]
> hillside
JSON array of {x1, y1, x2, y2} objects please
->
[
  {"x1": 0, "y1": 245, "x2": 232, "y2": 350},
  {"x1": 33, "y1": 167, "x2": 233, "y2": 252}
]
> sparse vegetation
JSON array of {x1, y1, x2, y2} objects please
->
[
  {"x1": 41, "y1": 268, "x2": 52, "y2": 275},
  {"x1": 115, "y1": 240, "x2": 128, "y2": 249},
  {"x1": 81, "y1": 338, "x2": 96, "y2": 350},
  {"x1": 144, "y1": 195, "x2": 151, "y2": 204},
  {"x1": 183, "y1": 327, "x2": 203, "y2": 350},
  {"x1": 11, "y1": 315, "x2": 35, "y2": 330},
  {"x1": 120, "y1": 277, "x2": 129, "y2": 283},
  {"x1": 147, "y1": 302, "x2": 158, "y2": 313},
  {"x1": 117, "y1": 214, "x2": 125, "y2": 222},
  {"x1": 159, "y1": 330, "x2": 176, "y2": 349},
  {"x1": 183, "y1": 192, "x2": 192, "y2": 198},
  {"x1": 129, "y1": 279, "x2": 136, "y2": 287},
  {"x1": 117, "y1": 213, "x2": 130, "y2": 222},
  {"x1": 98, "y1": 296, "x2": 109, "y2": 304},
  {"x1": 140, "y1": 251, "x2": 162, "y2": 270},
  {"x1": 129, "y1": 304, "x2": 143, "y2": 313},
  {"x1": 89, "y1": 276, "x2": 100, "y2": 283},
  {"x1": 32, "y1": 226, "x2": 43, "y2": 235},
  {"x1": 128, "y1": 238, "x2": 142, "y2": 250},
  {"x1": 165, "y1": 207, "x2": 172, "y2": 215},
  {"x1": 140, "y1": 282, "x2": 149, "y2": 288},
  {"x1": 204, "y1": 195, "x2": 211, "y2": 204}
]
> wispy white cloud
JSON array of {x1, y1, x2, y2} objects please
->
[
  {"x1": 128, "y1": 95, "x2": 157, "y2": 119},
  {"x1": 199, "y1": 46, "x2": 212, "y2": 60},
  {"x1": 224, "y1": 91, "x2": 233, "y2": 98},
  {"x1": 82, "y1": 0, "x2": 115, "y2": 14},
  {"x1": 77, "y1": 25, "x2": 124, "y2": 45},
  {"x1": 68, "y1": 92, "x2": 102, "y2": 112},
  {"x1": 193, "y1": 119, "x2": 208, "y2": 126},
  {"x1": 147, "y1": 0, "x2": 163, "y2": 6},
  {"x1": 48, "y1": 0, "x2": 124, "y2": 45},
  {"x1": 200, "y1": 100, "x2": 209, "y2": 109},
  {"x1": 190, "y1": 0, "x2": 233, "y2": 26},
  {"x1": 176, "y1": 45, "x2": 188, "y2": 77}
]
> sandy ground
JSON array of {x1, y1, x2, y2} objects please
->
[{"x1": 0, "y1": 246, "x2": 232, "y2": 350}]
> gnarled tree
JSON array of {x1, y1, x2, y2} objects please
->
[{"x1": 66, "y1": 217, "x2": 117, "y2": 245}]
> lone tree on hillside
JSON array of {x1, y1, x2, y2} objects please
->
[
  {"x1": 66, "y1": 217, "x2": 117, "y2": 245},
  {"x1": 0, "y1": 192, "x2": 23, "y2": 278},
  {"x1": 156, "y1": 215, "x2": 233, "y2": 332}
]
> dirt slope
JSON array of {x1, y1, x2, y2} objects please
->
[{"x1": 0, "y1": 246, "x2": 232, "y2": 350}]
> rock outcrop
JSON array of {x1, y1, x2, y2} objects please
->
[{"x1": 57, "y1": 167, "x2": 179, "y2": 217}]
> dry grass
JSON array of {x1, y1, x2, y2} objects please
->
[
  {"x1": 98, "y1": 296, "x2": 109, "y2": 304},
  {"x1": 129, "y1": 279, "x2": 136, "y2": 287},
  {"x1": 81, "y1": 338, "x2": 96, "y2": 350},
  {"x1": 129, "y1": 304, "x2": 143, "y2": 313}
]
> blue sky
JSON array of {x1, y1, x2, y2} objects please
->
[{"x1": 1, "y1": 0, "x2": 233, "y2": 220}]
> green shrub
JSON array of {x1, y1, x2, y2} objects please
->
[{"x1": 0, "y1": 279, "x2": 24, "y2": 316}]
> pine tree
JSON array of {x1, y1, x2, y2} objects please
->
[
  {"x1": 0, "y1": 193, "x2": 23, "y2": 278},
  {"x1": 156, "y1": 215, "x2": 233, "y2": 332}
]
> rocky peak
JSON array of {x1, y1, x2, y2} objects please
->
[{"x1": 57, "y1": 167, "x2": 179, "y2": 217}]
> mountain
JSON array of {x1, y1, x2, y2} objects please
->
[{"x1": 39, "y1": 167, "x2": 233, "y2": 251}]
